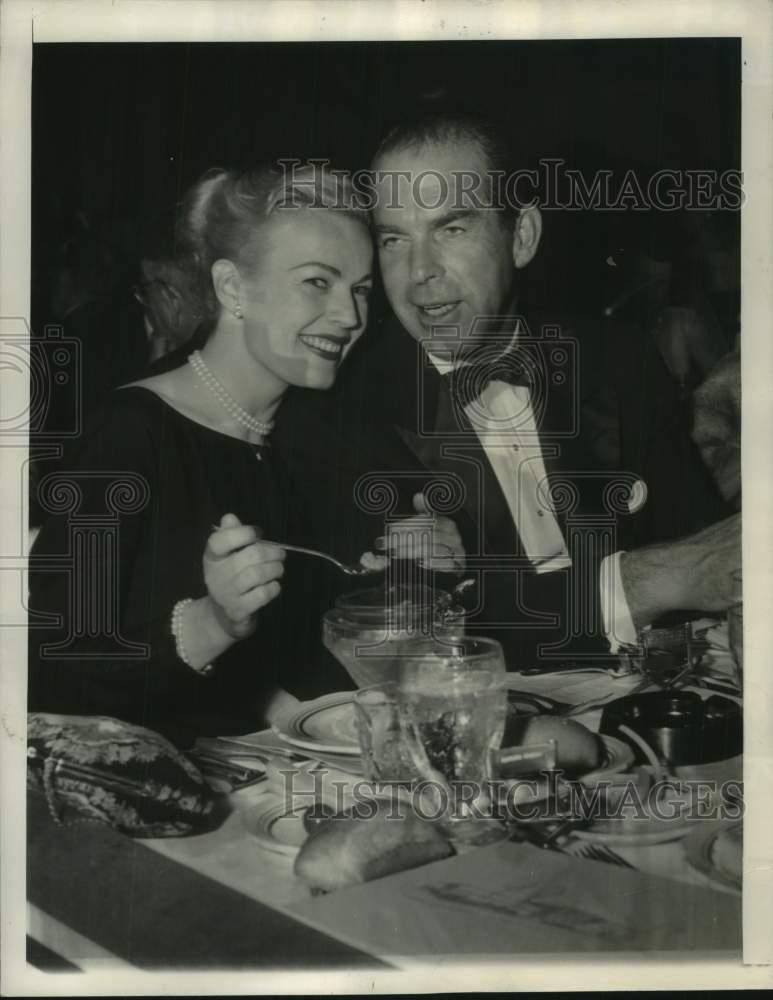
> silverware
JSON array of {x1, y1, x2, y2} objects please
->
[
  {"x1": 196, "y1": 736, "x2": 308, "y2": 761},
  {"x1": 265, "y1": 541, "x2": 384, "y2": 577},
  {"x1": 691, "y1": 673, "x2": 742, "y2": 696},
  {"x1": 210, "y1": 525, "x2": 383, "y2": 577},
  {"x1": 187, "y1": 750, "x2": 268, "y2": 790},
  {"x1": 564, "y1": 840, "x2": 635, "y2": 868},
  {"x1": 509, "y1": 815, "x2": 591, "y2": 851}
]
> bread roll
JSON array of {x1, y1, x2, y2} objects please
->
[
  {"x1": 294, "y1": 798, "x2": 453, "y2": 891},
  {"x1": 503, "y1": 715, "x2": 602, "y2": 775}
]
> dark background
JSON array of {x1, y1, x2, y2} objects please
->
[{"x1": 32, "y1": 37, "x2": 740, "y2": 328}]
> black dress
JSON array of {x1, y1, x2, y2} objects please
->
[{"x1": 28, "y1": 385, "x2": 352, "y2": 747}]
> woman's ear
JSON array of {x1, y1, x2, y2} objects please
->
[
  {"x1": 512, "y1": 205, "x2": 543, "y2": 270},
  {"x1": 211, "y1": 259, "x2": 242, "y2": 317}
]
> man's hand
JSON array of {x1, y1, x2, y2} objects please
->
[
  {"x1": 620, "y1": 513, "x2": 741, "y2": 630},
  {"x1": 360, "y1": 493, "x2": 466, "y2": 573}
]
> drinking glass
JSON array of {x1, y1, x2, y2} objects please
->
[
  {"x1": 322, "y1": 584, "x2": 465, "y2": 689},
  {"x1": 353, "y1": 682, "x2": 419, "y2": 783},
  {"x1": 354, "y1": 636, "x2": 508, "y2": 846}
]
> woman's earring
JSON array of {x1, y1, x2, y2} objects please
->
[{"x1": 234, "y1": 303, "x2": 243, "y2": 319}]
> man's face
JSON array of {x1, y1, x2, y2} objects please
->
[{"x1": 373, "y1": 139, "x2": 517, "y2": 351}]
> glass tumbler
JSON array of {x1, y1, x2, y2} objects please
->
[{"x1": 322, "y1": 584, "x2": 465, "y2": 689}]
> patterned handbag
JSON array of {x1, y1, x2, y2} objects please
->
[{"x1": 27, "y1": 713, "x2": 220, "y2": 837}]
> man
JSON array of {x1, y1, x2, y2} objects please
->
[
  {"x1": 691, "y1": 349, "x2": 741, "y2": 512},
  {"x1": 133, "y1": 218, "x2": 204, "y2": 362},
  {"x1": 276, "y1": 106, "x2": 740, "y2": 666}
]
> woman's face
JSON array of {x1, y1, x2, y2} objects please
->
[{"x1": 236, "y1": 209, "x2": 373, "y2": 390}]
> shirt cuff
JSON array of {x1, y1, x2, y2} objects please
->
[{"x1": 600, "y1": 551, "x2": 637, "y2": 652}]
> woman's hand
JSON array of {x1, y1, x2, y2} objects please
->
[
  {"x1": 203, "y1": 513, "x2": 285, "y2": 640},
  {"x1": 362, "y1": 493, "x2": 466, "y2": 574}
]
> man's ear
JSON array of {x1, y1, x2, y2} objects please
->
[
  {"x1": 512, "y1": 205, "x2": 543, "y2": 270},
  {"x1": 211, "y1": 258, "x2": 241, "y2": 316}
]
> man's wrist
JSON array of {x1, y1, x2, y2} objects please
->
[
  {"x1": 599, "y1": 552, "x2": 637, "y2": 651},
  {"x1": 619, "y1": 545, "x2": 686, "y2": 631}
]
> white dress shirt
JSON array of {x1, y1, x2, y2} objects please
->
[{"x1": 426, "y1": 345, "x2": 637, "y2": 651}]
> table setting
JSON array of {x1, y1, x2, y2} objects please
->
[
  {"x1": 26, "y1": 580, "x2": 744, "y2": 967},
  {"x1": 181, "y1": 584, "x2": 743, "y2": 915}
]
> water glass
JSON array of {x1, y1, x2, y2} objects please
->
[
  {"x1": 353, "y1": 682, "x2": 419, "y2": 783},
  {"x1": 323, "y1": 584, "x2": 465, "y2": 689},
  {"x1": 354, "y1": 637, "x2": 508, "y2": 846}
]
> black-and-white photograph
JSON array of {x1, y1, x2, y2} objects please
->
[{"x1": 2, "y1": 0, "x2": 772, "y2": 993}]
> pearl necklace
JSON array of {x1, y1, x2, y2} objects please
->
[{"x1": 188, "y1": 350, "x2": 274, "y2": 439}]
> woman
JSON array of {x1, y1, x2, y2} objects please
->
[{"x1": 28, "y1": 164, "x2": 378, "y2": 746}]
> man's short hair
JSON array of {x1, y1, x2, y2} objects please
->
[{"x1": 371, "y1": 102, "x2": 519, "y2": 220}]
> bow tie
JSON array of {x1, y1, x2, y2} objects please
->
[{"x1": 443, "y1": 351, "x2": 531, "y2": 407}]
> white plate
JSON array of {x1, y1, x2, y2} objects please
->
[
  {"x1": 275, "y1": 694, "x2": 635, "y2": 778},
  {"x1": 571, "y1": 783, "x2": 698, "y2": 847},
  {"x1": 241, "y1": 797, "x2": 314, "y2": 857},
  {"x1": 272, "y1": 692, "x2": 360, "y2": 755},
  {"x1": 572, "y1": 819, "x2": 694, "y2": 847},
  {"x1": 684, "y1": 820, "x2": 743, "y2": 891},
  {"x1": 275, "y1": 689, "x2": 577, "y2": 756},
  {"x1": 578, "y1": 736, "x2": 635, "y2": 784}
]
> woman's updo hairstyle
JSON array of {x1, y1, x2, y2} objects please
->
[{"x1": 175, "y1": 163, "x2": 369, "y2": 326}]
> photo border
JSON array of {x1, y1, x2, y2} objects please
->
[{"x1": 2, "y1": 0, "x2": 771, "y2": 993}]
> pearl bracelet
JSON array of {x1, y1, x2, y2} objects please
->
[{"x1": 171, "y1": 598, "x2": 213, "y2": 676}]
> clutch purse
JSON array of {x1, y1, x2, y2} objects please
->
[{"x1": 27, "y1": 713, "x2": 220, "y2": 838}]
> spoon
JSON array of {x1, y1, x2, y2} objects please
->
[
  {"x1": 210, "y1": 524, "x2": 384, "y2": 576},
  {"x1": 261, "y1": 541, "x2": 385, "y2": 576}
]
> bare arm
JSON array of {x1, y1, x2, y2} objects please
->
[{"x1": 620, "y1": 513, "x2": 741, "y2": 631}]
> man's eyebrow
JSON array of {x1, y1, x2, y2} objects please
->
[
  {"x1": 290, "y1": 261, "x2": 341, "y2": 276},
  {"x1": 430, "y1": 209, "x2": 476, "y2": 230},
  {"x1": 374, "y1": 210, "x2": 477, "y2": 236}
]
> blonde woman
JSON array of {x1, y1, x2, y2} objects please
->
[{"x1": 29, "y1": 164, "x2": 375, "y2": 744}]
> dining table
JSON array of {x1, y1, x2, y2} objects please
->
[{"x1": 26, "y1": 634, "x2": 744, "y2": 973}]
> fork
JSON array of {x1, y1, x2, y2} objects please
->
[
  {"x1": 187, "y1": 750, "x2": 268, "y2": 790},
  {"x1": 564, "y1": 840, "x2": 635, "y2": 868},
  {"x1": 210, "y1": 525, "x2": 383, "y2": 576}
]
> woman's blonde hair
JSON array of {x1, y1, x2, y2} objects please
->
[{"x1": 175, "y1": 163, "x2": 369, "y2": 324}]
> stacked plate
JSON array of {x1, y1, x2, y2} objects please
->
[{"x1": 271, "y1": 689, "x2": 635, "y2": 783}]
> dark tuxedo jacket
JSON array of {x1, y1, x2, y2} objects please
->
[{"x1": 275, "y1": 313, "x2": 647, "y2": 668}]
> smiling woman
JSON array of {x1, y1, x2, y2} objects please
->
[{"x1": 27, "y1": 163, "x2": 375, "y2": 746}]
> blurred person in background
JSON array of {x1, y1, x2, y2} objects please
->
[
  {"x1": 133, "y1": 216, "x2": 206, "y2": 362},
  {"x1": 691, "y1": 348, "x2": 741, "y2": 512},
  {"x1": 29, "y1": 216, "x2": 148, "y2": 528}
]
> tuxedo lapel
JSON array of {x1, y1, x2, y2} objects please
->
[
  {"x1": 392, "y1": 351, "x2": 520, "y2": 556},
  {"x1": 522, "y1": 316, "x2": 585, "y2": 528}
]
